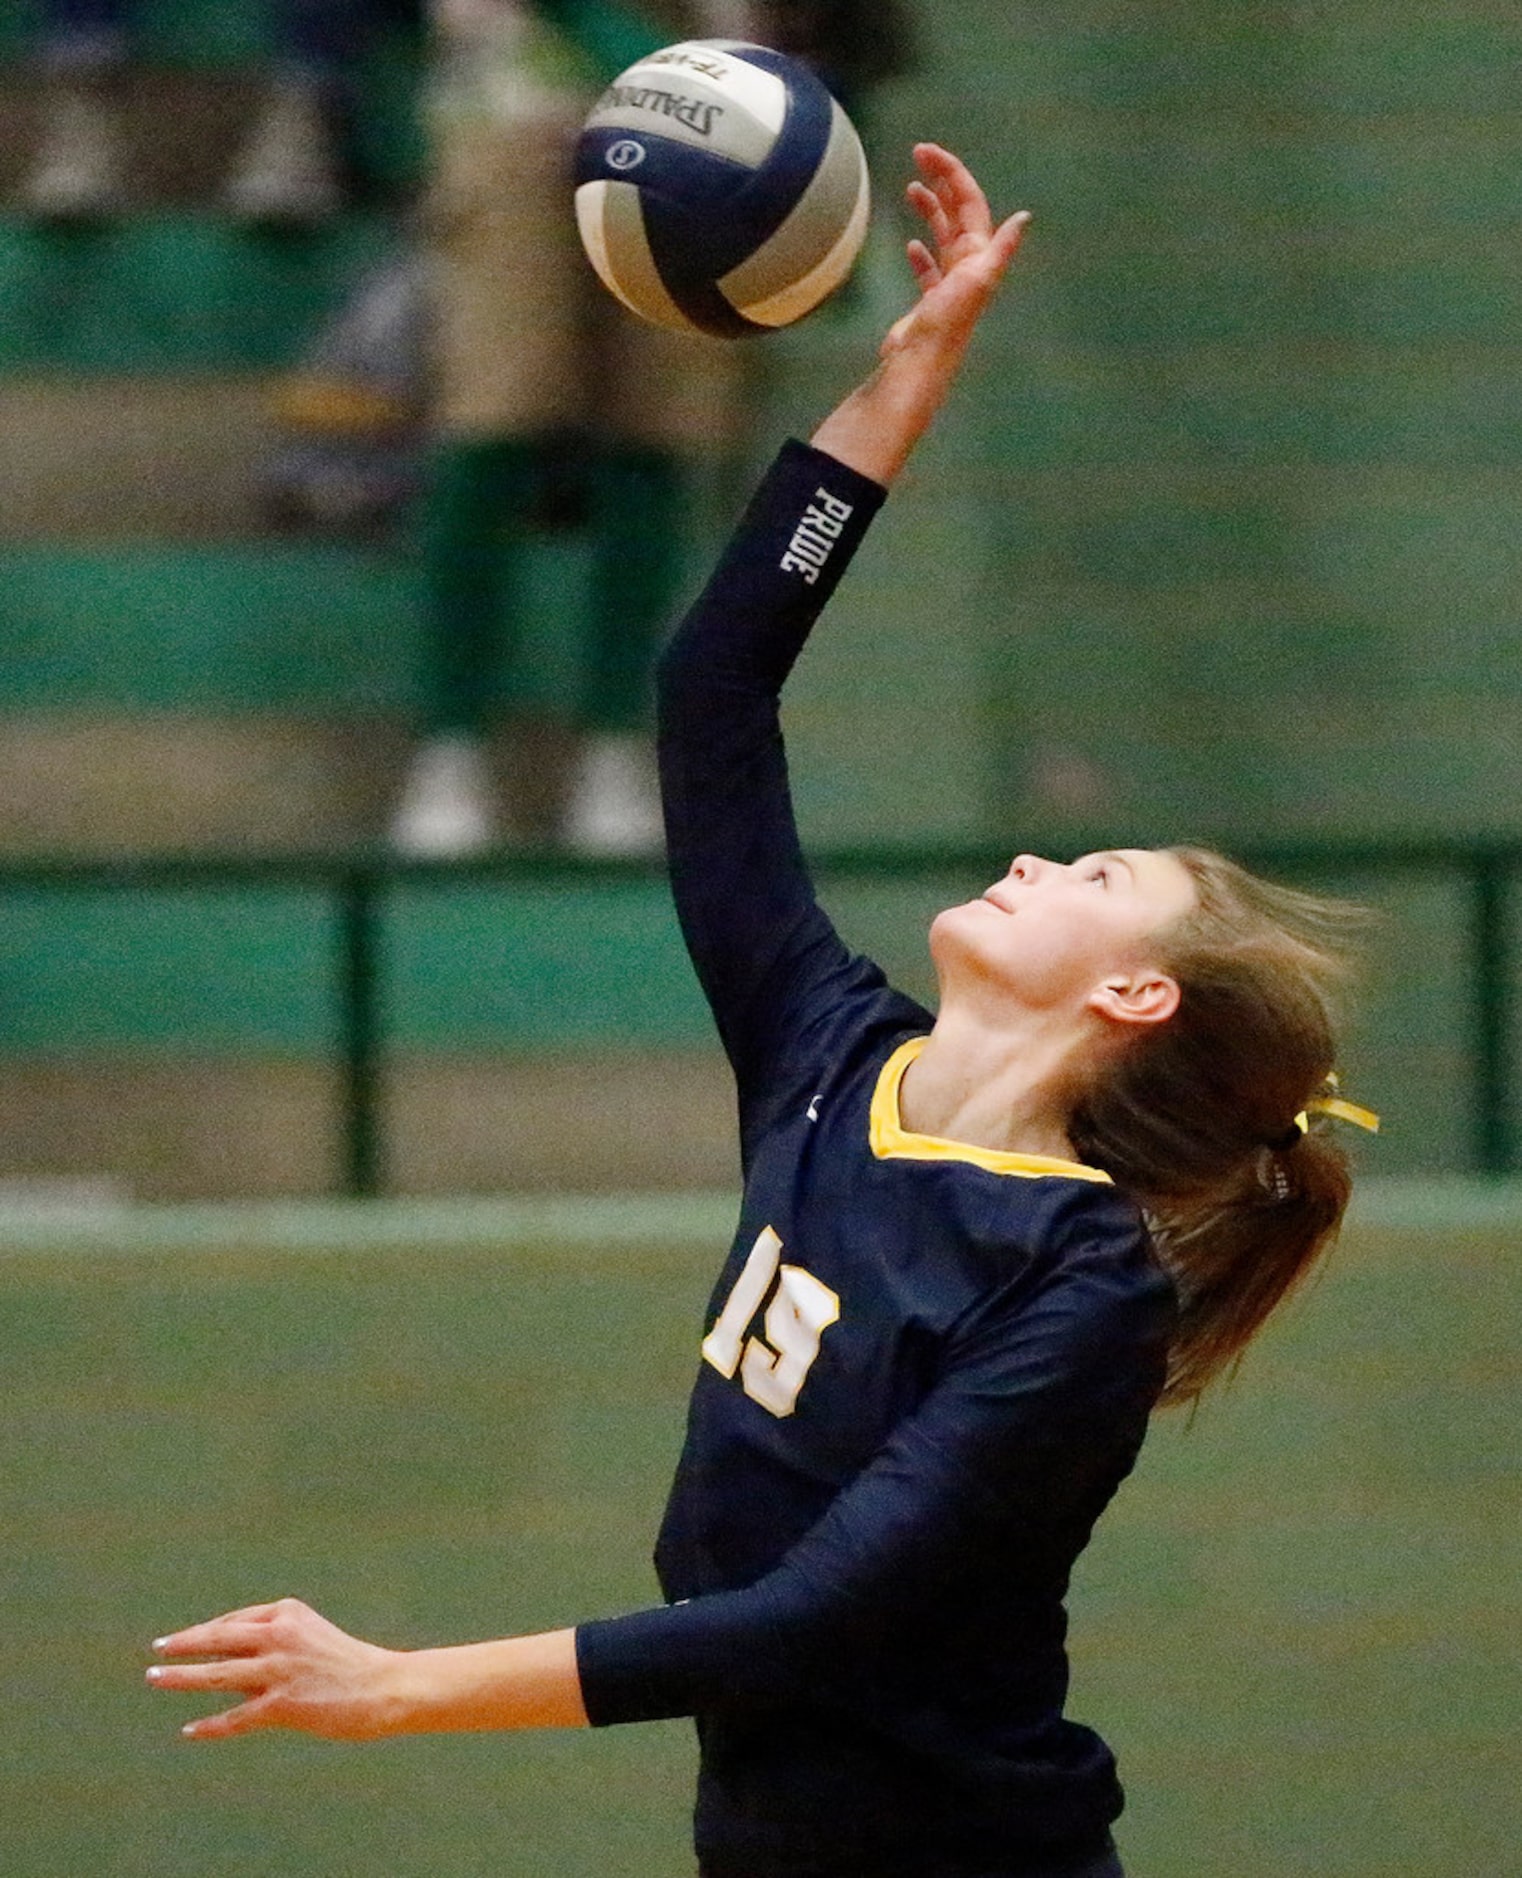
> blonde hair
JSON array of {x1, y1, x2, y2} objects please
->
[{"x1": 1069, "y1": 848, "x2": 1365, "y2": 1407}]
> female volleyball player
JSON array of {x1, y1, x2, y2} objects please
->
[{"x1": 148, "y1": 145, "x2": 1372, "y2": 1878}]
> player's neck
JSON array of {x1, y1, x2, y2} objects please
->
[{"x1": 901, "y1": 1005, "x2": 1090, "y2": 1163}]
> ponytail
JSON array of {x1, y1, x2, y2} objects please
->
[
  {"x1": 1145, "y1": 1129, "x2": 1352, "y2": 1405},
  {"x1": 1069, "y1": 849, "x2": 1369, "y2": 1408}
]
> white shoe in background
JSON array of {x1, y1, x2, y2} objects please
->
[
  {"x1": 391, "y1": 735, "x2": 495, "y2": 856},
  {"x1": 565, "y1": 732, "x2": 663, "y2": 857},
  {"x1": 225, "y1": 77, "x2": 342, "y2": 224},
  {"x1": 22, "y1": 83, "x2": 124, "y2": 220}
]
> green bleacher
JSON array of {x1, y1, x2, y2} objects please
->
[{"x1": 3, "y1": 0, "x2": 1521, "y2": 1191}]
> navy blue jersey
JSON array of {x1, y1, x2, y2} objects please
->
[{"x1": 575, "y1": 441, "x2": 1177, "y2": 1878}]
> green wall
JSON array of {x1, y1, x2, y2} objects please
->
[
  {"x1": 933, "y1": 2, "x2": 1522, "y2": 847},
  {"x1": 0, "y1": 861, "x2": 1487, "y2": 1173}
]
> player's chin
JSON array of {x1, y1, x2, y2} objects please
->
[
  {"x1": 928, "y1": 900, "x2": 998, "y2": 969},
  {"x1": 931, "y1": 899, "x2": 978, "y2": 934}
]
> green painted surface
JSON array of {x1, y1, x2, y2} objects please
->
[
  {"x1": 0, "y1": 1202, "x2": 1515, "y2": 1875},
  {"x1": 0, "y1": 216, "x2": 405, "y2": 374},
  {"x1": 383, "y1": 877, "x2": 712, "y2": 1049},
  {"x1": 902, "y1": 0, "x2": 1522, "y2": 848},
  {"x1": 0, "y1": 884, "x2": 339, "y2": 1050},
  {"x1": 2, "y1": 541, "x2": 418, "y2": 711},
  {"x1": 0, "y1": 536, "x2": 598, "y2": 711},
  {"x1": 0, "y1": 864, "x2": 1478, "y2": 1174}
]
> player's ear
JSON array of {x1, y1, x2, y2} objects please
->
[{"x1": 1088, "y1": 970, "x2": 1180, "y2": 1030}]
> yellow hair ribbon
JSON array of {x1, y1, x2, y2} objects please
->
[{"x1": 1294, "y1": 1094, "x2": 1381, "y2": 1136}]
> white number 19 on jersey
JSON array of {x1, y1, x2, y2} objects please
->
[{"x1": 701, "y1": 1226, "x2": 840, "y2": 1418}]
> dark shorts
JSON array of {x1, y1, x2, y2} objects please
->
[{"x1": 699, "y1": 1840, "x2": 1125, "y2": 1878}]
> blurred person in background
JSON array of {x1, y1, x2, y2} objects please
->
[
  {"x1": 20, "y1": 0, "x2": 417, "y2": 222},
  {"x1": 387, "y1": 0, "x2": 912, "y2": 855},
  {"x1": 262, "y1": 236, "x2": 431, "y2": 534}
]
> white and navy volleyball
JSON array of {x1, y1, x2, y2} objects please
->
[{"x1": 574, "y1": 40, "x2": 871, "y2": 338}]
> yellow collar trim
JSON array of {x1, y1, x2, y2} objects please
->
[{"x1": 869, "y1": 1037, "x2": 1113, "y2": 1184}]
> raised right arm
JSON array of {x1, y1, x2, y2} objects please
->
[
  {"x1": 655, "y1": 441, "x2": 887, "y2": 1087},
  {"x1": 659, "y1": 147, "x2": 1030, "y2": 1088}
]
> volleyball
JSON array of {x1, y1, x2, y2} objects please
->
[{"x1": 573, "y1": 40, "x2": 870, "y2": 338}]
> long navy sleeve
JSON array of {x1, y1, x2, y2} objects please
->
[
  {"x1": 654, "y1": 439, "x2": 892, "y2": 1151},
  {"x1": 578, "y1": 1219, "x2": 1162, "y2": 1714}
]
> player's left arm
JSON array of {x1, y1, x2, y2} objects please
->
[
  {"x1": 572, "y1": 1238, "x2": 1172, "y2": 1723},
  {"x1": 147, "y1": 1235, "x2": 1161, "y2": 1744},
  {"x1": 146, "y1": 1237, "x2": 1161, "y2": 1742}
]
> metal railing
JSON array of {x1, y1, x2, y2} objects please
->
[{"x1": 3, "y1": 837, "x2": 1515, "y2": 1193}]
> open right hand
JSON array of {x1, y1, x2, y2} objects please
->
[
  {"x1": 881, "y1": 143, "x2": 1031, "y2": 367},
  {"x1": 810, "y1": 144, "x2": 1029, "y2": 485}
]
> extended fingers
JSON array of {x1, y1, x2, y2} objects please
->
[
  {"x1": 154, "y1": 1616, "x2": 278, "y2": 1659},
  {"x1": 147, "y1": 1598, "x2": 332, "y2": 1743},
  {"x1": 990, "y1": 209, "x2": 1033, "y2": 269},
  {"x1": 905, "y1": 238, "x2": 942, "y2": 291},
  {"x1": 912, "y1": 142, "x2": 994, "y2": 242},
  {"x1": 906, "y1": 177, "x2": 953, "y2": 254},
  {"x1": 147, "y1": 1652, "x2": 271, "y2": 1694},
  {"x1": 182, "y1": 1695, "x2": 280, "y2": 1742},
  {"x1": 147, "y1": 1641, "x2": 283, "y2": 1744},
  {"x1": 905, "y1": 147, "x2": 1029, "y2": 299}
]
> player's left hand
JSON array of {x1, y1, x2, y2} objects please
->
[
  {"x1": 147, "y1": 1597, "x2": 407, "y2": 1741},
  {"x1": 880, "y1": 143, "x2": 1030, "y2": 363}
]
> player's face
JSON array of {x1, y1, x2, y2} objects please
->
[{"x1": 930, "y1": 848, "x2": 1198, "y2": 1014}]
